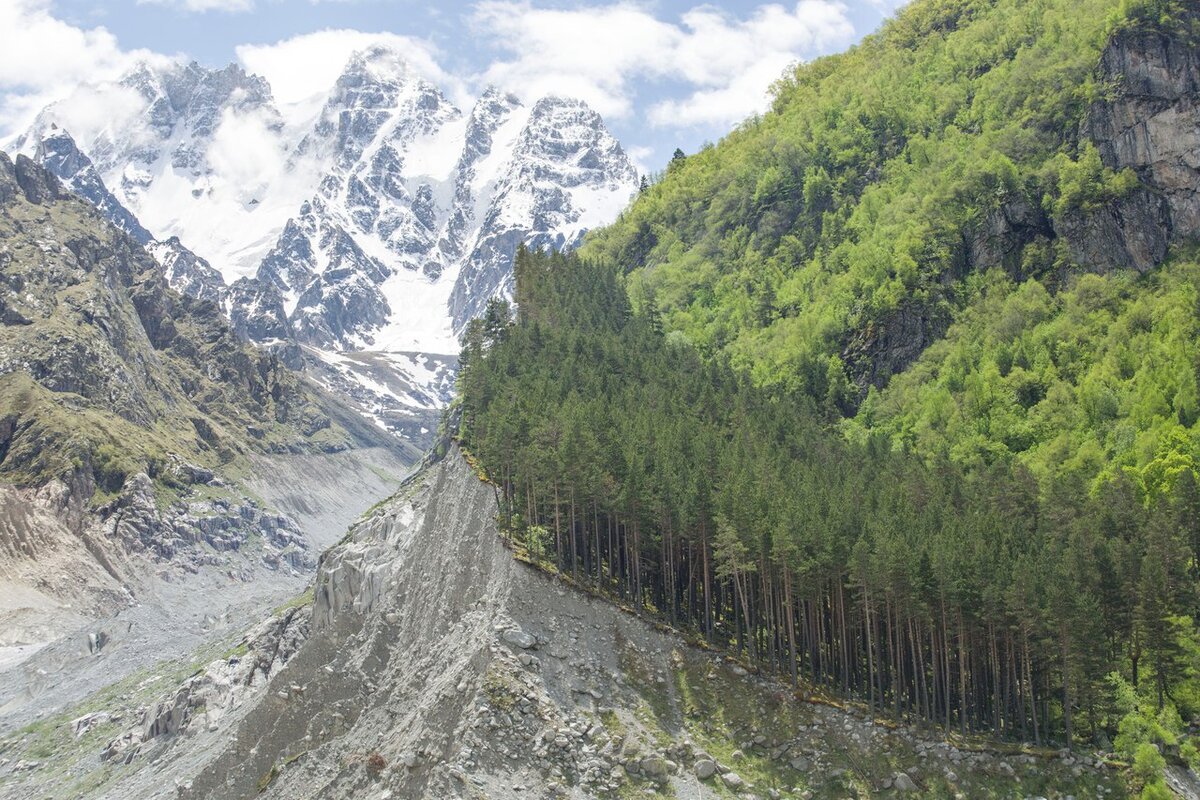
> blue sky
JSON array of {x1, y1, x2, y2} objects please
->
[{"x1": 2, "y1": 0, "x2": 907, "y2": 170}]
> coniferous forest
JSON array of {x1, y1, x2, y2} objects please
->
[
  {"x1": 457, "y1": 0, "x2": 1200, "y2": 794},
  {"x1": 460, "y1": 250, "x2": 1199, "y2": 762}
]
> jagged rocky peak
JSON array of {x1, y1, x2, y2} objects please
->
[
  {"x1": 146, "y1": 238, "x2": 226, "y2": 306},
  {"x1": 122, "y1": 59, "x2": 279, "y2": 145},
  {"x1": 33, "y1": 127, "x2": 90, "y2": 183},
  {"x1": 16, "y1": 57, "x2": 280, "y2": 175},
  {"x1": 517, "y1": 96, "x2": 638, "y2": 187},
  {"x1": 302, "y1": 45, "x2": 460, "y2": 171},
  {"x1": 32, "y1": 126, "x2": 154, "y2": 245},
  {"x1": 462, "y1": 86, "x2": 523, "y2": 166},
  {"x1": 10, "y1": 50, "x2": 640, "y2": 450},
  {"x1": 432, "y1": 86, "x2": 522, "y2": 270},
  {"x1": 448, "y1": 94, "x2": 639, "y2": 331}
]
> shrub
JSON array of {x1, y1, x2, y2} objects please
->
[{"x1": 1133, "y1": 742, "x2": 1166, "y2": 787}]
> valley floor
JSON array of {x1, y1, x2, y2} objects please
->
[{"x1": 0, "y1": 446, "x2": 410, "y2": 745}]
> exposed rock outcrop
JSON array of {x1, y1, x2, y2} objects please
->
[
  {"x1": 101, "y1": 605, "x2": 311, "y2": 765},
  {"x1": 34, "y1": 127, "x2": 153, "y2": 244},
  {"x1": 1054, "y1": 187, "x2": 1171, "y2": 273},
  {"x1": 146, "y1": 238, "x2": 226, "y2": 306},
  {"x1": 100, "y1": 471, "x2": 314, "y2": 570},
  {"x1": 843, "y1": 299, "x2": 952, "y2": 394},
  {"x1": 1085, "y1": 14, "x2": 1200, "y2": 241}
]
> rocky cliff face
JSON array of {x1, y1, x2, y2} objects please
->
[
  {"x1": 145, "y1": 239, "x2": 226, "y2": 307},
  {"x1": 1085, "y1": 16, "x2": 1200, "y2": 241},
  {"x1": 10, "y1": 448, "x2": 1123, "y2": 800},
  {"x1": 33, "y1": 128, "x2": 153, "y2": 246}
]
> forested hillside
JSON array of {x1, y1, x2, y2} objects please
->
[
  {"x1": 461, "y1": 251, "x2": 1198, "y2": 782},
  {"x1": 458, "y1": 0, "x2": 1200, "y2": 796},
  {"x1": 584, "y1": 0, "x2": 1200, "y2": 490},
  {"x1": 848, "y1": 253, "x2": 1200, "y2": 492}
]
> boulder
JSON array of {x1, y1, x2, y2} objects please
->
[
  {"x1": 640, "y1": 756, "x2": 669, "y2": 780},
  {"x1": 694, "y1": 759, "x2": 717, "y2": 779},
  {"x1": 71, "y1": 711, "x2": 111, "y2": 738},
  {"x1": 502, "y1": 628, "x2": 537, "y2": 649}
]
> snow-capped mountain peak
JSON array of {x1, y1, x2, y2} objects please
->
[
  {"x1": 297, "y1": 45, "x2": 460, "y2": 174},
  {"x1": 13, "y1": 48, "x2": 639, "y2": 448},
  {"x1": 33, "y1": 126, "x2": 153, "y2": 245}
]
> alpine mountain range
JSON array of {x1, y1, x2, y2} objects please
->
[{"x1": 8, "y1": 45, "x2": 640, "y2": 445}]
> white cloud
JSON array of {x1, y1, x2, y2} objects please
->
[
  {"x1": 470, "y1": 0, "x2": 855, "y2": 128},
  {"x1": 0, "y1": 0, "x2": 165, "y2": 138},
  {"x1": 2, "y1": 0, "x2": 869, "y2": 159},
  {"x1": 137, "y1": 0, "x2": 253, "y2": 12},
  {"x1": 237, "y1": 30, "x2": 468, "y2": 108},
  {"x1": 29, "y1": 81, "x2": 154, "y2": 153},
  {"x1": 0, "y1": 0, "x2": 125, "y2": 92},
  {"x1": 626, "y1": 144, "x2": 654, "y2": 176},
  {"x1": 207, "y1": 105, "x2": 288, "y2": 196}
]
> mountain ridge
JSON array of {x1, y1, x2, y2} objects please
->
[{"x1": 11, "y1": 46, "x2": 639, "y2": 448}]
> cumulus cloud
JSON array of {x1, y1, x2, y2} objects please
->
[
  {"x1": 2, "y1": 0, "x2": 873, "y2": 157},
  {"x1": 625, "y1": 145, "x2": 654, "y2": 174},
  {"x1": 471, "y1": 0, "x2": 855, "y2": 128},
  {"x1": 0, "y1": 0, "x2": 165, "y2": 138},
  {"x1": 30, "y1": 82, "x2": 156, "y2": 154},
  {"x1": 237, "y1": 30, "x2": 468, "y2": 108}
]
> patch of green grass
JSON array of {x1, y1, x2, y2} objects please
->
[
  {"x1": 599, "y1": 708, "x2": 628, "y2": 742},
  {"x1": 482, "y1": 666, "x2": 520, "y2": 712},
  {"x1": 616, "y1": 778, "x2": 675, "y2": 799},
  {"x1": 0, "y1": 635, "x2": 239, "y2": 797},
  {"x1": 272, "y1": 586, "x2": 314, "y2": 616},
  {"x1": 256, "y1": 763, "x2": 280, "y2": 793}
]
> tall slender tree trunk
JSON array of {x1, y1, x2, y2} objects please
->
[
  {"x1": 553, "y1": 481, "x2": 563, "y2": 570},
  {"x1": 958, "y1": 607, "x2": 969, "y2": 736},
  {"x1": 1060, "y1": 624, "x2": 1073, "y2": 752},
  {"x1": 785, "y1": 569, "x2": 798, "y2": 687},
  {"x1": 863, "y1": 587, "x2": 876, "y2": 710}
]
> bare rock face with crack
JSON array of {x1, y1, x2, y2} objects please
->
[
  {"x1": 1085, "y1": 15, "x2": 1200, "y2": 239},
  {"x1": 100, "y1": 605, "x2": 312, "y2": 766}
]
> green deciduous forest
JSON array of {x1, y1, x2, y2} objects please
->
[
  {"x1": 457, "y1": 0, "x2": 1200, "y2": 795},
  {"x1": 849, "y1": 251, "x2": 1200, "y2": 492}
]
